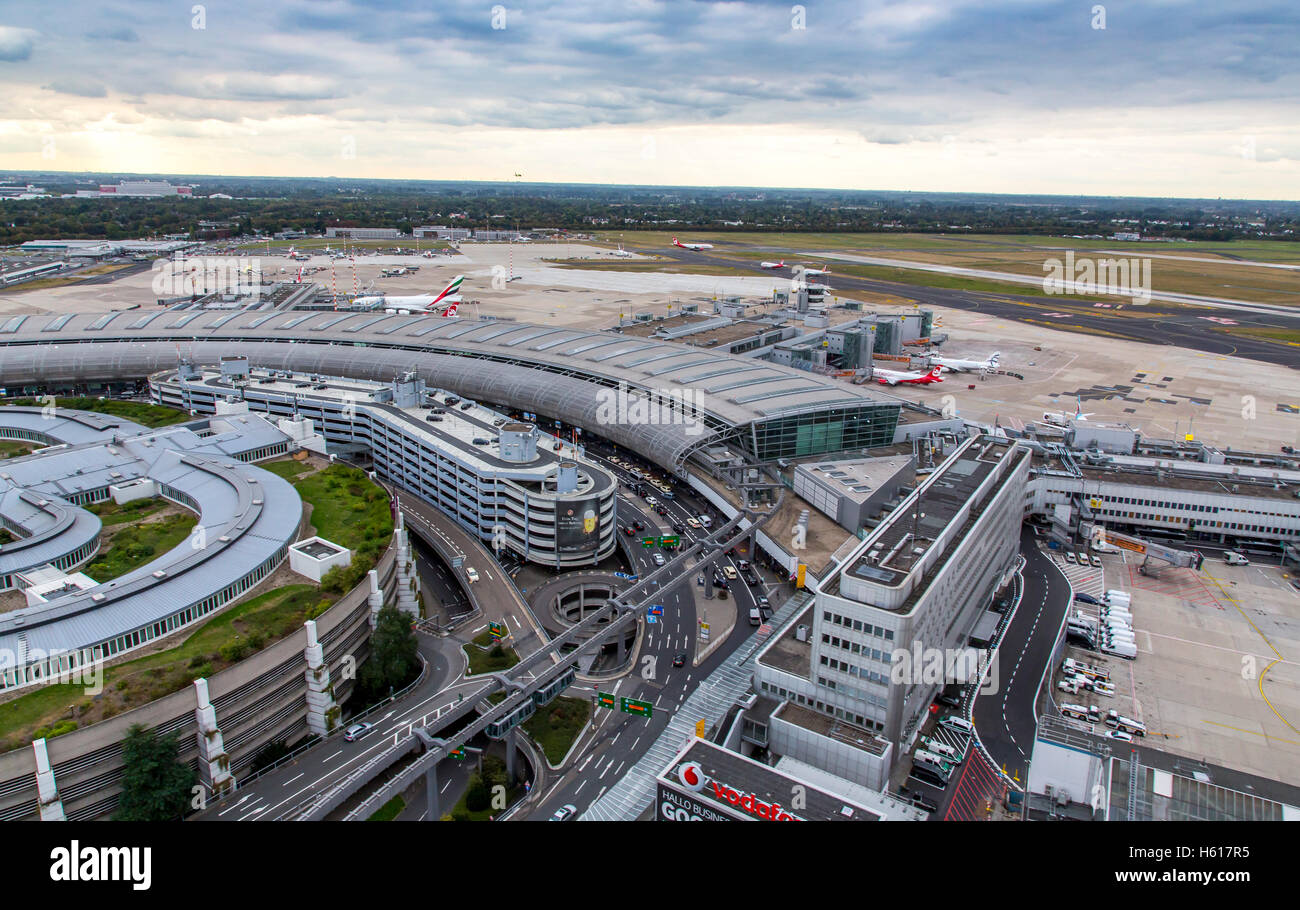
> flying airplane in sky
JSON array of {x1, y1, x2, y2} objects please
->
[
  {"x1": 872, "y1": 365, "x2": 945, "y2": 386},
  {"x1": 672, "y1": 237, "x2": 714, "y2": 251},
  {"x1": 760, "y1": 260, "x2": 786, "y2": 269},
  {"x1": 351, "y1": 275, "x2": 464, "y2": 314},
  {"x1": 933, "y1": 351, "x2": 1001, "y2": 373}
]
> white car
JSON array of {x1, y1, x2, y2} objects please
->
[
  {"x1": 1105, "y1": 729, "x2": 1133, "y2": 742},
  {"x1": 1090, "y1": 554, "x2": 1103, "y2": 568},
  {"x1": 1064, "y1": 552, "x2": 1077, "y2": 564},
  {"x1": 645, "y1": 496, "x2": 659, "y2": 507},
  {"x1": 698, "y1": 516, "x2": 712, "y2": 529},
  {"x1": 686, "y1": 518, "x2": 702, "y2": 530},
  {"x1": 549, "y1": 804, "x2": 578, "y2": 821},
  {"x1": 465, "y1": 567, "x2": 480, "y2": 584},
  {"x1": 722, "y1": 565, "x2": 738, "y2": 581},
  {"x1": 653, "y1": 553, "x2": 666, "y2": 566},
  {"x1": 344, "y1": 722, "x2": 374, "y2": 742}
]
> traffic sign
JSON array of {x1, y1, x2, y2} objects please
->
[
  {"x1": 649, "y1": 604, "x2": 664, "y2": 616},
  {"x1": 659, "y1": 535, "x2": 679, "y2": 548},
  {"x1": 488, "y1": 620, "x2": 506, "y2": 640},
  {"x1": 596, "y1": 692, "x2": 617, "y2": 710},
  {"x1": 647, "y1": 615, "x2": 657, "y2": 624},
  {"x1": 620, "y1": 697, "x2": 653, "y2": 718},
  {"x1": 450, "y1": 747, "x2": 468, "y2": 761},
  {"x1": 642, "y1": 537, "x2": 656, "y2": 549}
]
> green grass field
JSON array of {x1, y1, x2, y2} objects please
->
[
  {"x1": 0, "y1": 397, "x2": 189, "y2": 428},
  {"x1": 521, "y1": 696, "x2": 590, "y2": 765},
  {"x1": 87, "y1": 498, "x2": 168, "y2": 526},
  {"x1": 82, "y1": 513, "x2": 199, "y2": 583},
  {"x1": 464, "y1": 631, "x2": 519, "y2": 675},
  {"x1": 0, "y1": 440, "x2": 34, "y2": 459},
  {"x1": 0, "y1": 584, "x2": 332, "y2": 751},
  {"x1": 367, "y1": 795, "x2": 406, "y2": 821}
]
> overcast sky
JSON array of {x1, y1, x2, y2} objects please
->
[{"x1": 0, "y1": 1, "x2": 1296, "y2": 198}]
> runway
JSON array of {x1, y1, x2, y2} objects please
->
[{"x1": 648, "y1": 246, "x2": 1300, "y2": 369}]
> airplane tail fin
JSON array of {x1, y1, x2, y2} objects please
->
[
  {"x1": 443, "y1": 300, "x2": 460, "y2": 317},
  {"x1": 929, "y1": 367, "x2": 944, "y2": 380}
]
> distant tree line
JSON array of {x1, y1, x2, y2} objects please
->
[{"x1": 1, "y1": 175, "x2": 1295, "y2": 245}]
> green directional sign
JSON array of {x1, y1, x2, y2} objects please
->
[
  {"x1": 450, "y1": 747, "x2": 468, "y2": 761},
  {"x1": 488, "y1": 621, "x2": 506, "y2": 641},
  {"x1": 642, "y1": 537, "x2": 656, "y2": 549},
  {"x1": 659, "y1": 535, "x2": 679, "y2": 548},
  {"x1": 596, "y1": 692, "x2": 617, "y2": 710},
  {"x1": 620, "y1": 696, "x2": 653, "y2": 718}
]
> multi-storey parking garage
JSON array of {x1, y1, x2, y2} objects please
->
[
  {"x1": 0, "y1": 310, "x2": 903, "y2": 470},
  {"x1": 152, "y1": 364, "x2": 617, "y2": 568}
]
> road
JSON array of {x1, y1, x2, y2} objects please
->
[
  {"x1": 973, "y1": 528, "x2": 1073, "y2": 783},
  {"x1": 650, "y1": 245, "x2": 1300, "y2": 369},
  {"x1": 520, "y1": 446, "x2": 787, "y2": 820}
]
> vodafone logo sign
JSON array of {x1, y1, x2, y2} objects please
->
[{"x1": 677, "y1": 761, "x2": 707, "y2": 791}]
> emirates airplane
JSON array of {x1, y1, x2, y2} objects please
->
[
  {"x1": 872, "y1": 365, "x2": 945, "y2": 386},
  {"x1": 351, "y1": 275, "x2": 464, "y2": 314},
  {"x1": 760, "y1": 260, "x2": 787, "y2": 269},
  {"x1": 672, "y1": 237, "x2": 714, "y2": 251}
]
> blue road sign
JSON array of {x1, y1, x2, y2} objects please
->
[
  {"x1": 647, "y1": 615, "x2": 658, "y2": 624},
  {"x1": 649, "y1": 604, "x2": 664, "y2": 616}
]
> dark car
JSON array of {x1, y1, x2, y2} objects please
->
[
  {"x1": 655, "y1": 506, "x2": 668, "y2": 516},
  {"x1": 742, "y1": 570, "x2": 759, "y2": 586},
  {"x1": 1073, "y1": 592, "x2": 1100, "y2": 605},
  {"x1": 672, "y1": 653, "x2": 686, "y2": 668},
  {"x1": 633, "y1": 520, "x2": 646, "y2": 532},
  {"x1": 459, "y1": 402, "x2": 473, "y2": 410}
]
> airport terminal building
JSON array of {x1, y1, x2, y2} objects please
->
[
  {"x1": 755, "y1": 436, "x2": 1031, "y2": 756},
  {"x1": 151, "y1": 363, "x2": 618, "y2": 568}
]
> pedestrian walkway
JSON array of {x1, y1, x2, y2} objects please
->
[
  {"x1": 1050, "y1": 554, "x2": 1106, "y2": 598},
  {"x1": 580, "y1": 590, "x2": 813, "y2": 821},
  {"x1": 1124, "y1": 564, "x2": 1222, "y2": 609},
  {"x1": 943, "y1": 747, "x2": 1006, "y2": 821}
]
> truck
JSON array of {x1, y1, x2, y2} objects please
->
[
  {"x1": 1104, "y1": 590, "x2": 1132, "y2": 606},
  {"x1": 1061, "y1": 658, "x2": 1110, "y2": 683},
  {"x1": 1101, "y1": 640, "x2": 1136, "y2": 659},
  {"x1": 1224, "y1": 551, "x2": 1251, "y2": 566}
]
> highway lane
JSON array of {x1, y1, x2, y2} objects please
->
[
  {"x1": 648, "y1": 245, "x2": 1300, "y2": 368},
  {"x1": 973, "y1": 527, "x2": 1073, "y2": 783}
]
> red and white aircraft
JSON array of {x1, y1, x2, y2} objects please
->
[
  {"x1": 351, "y1": 275, "x2": 464, "y2": 315},
  {"x1": 873, "y1": 365, "x2": 944, "y2": 386},
  {"x1": 672, "y1": 237, "x2": 714, "y2": 251},
  {"x1": 800, "y1": 264, "x2": 832, "y2": 277},
  {"x1": 760, "y1": 260, "x2": 786, "y2": 269}
]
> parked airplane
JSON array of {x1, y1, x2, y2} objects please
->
[
  {"x1": 672, "y1": 237, "x2": 714, "y2": 251},
  {"x1": 873, "y1": 365, "x2": 944, "y2": 386},
  {"x1": 934, "y1": 351, "x2": 1001, "y2": 373},
  {"x1": 351, "y1": 275, "x2": 464, "y2": 314},
  {"x1": 800, "y1": 264, "x2": 832, "y2": 277},
  {"x1": 612, "y1": 244, "x2": 634, "y2": 258},
  {"x1": 760, "y1": 260, "x2": 787, "y2": 269}
]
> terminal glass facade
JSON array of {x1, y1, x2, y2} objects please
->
[{"x1": 749, "y1": 405, "x2": 899, "y2": 462}]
